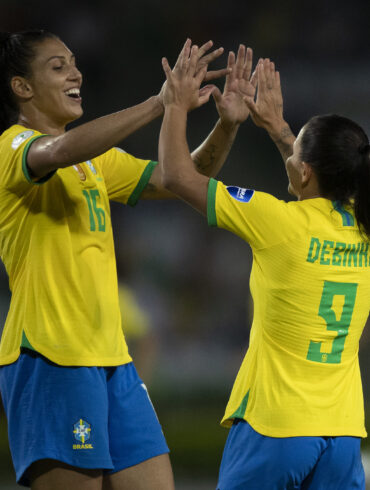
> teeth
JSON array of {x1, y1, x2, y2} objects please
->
[{"x1": 65, "y1": 88, "x2": 80, "y2": 96}]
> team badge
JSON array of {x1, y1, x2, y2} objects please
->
[
  {"x1": 11, "y1": 130, "x2": 34, "y2": 150},
  {"x1": 86, "y1": 160, "x2": 97, "y2": 174},
  {"x1": 226, "y1": 186, "x2": 255, "y2": 203},
  {"x1": 73, "y1": 419, "x2": 91, "y2": 443},
  {"x1": 73, "y1": 164, "x2": 86, "y2": 181}
]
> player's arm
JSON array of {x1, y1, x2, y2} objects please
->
[
  {"x1": 244, "y1": 59, "x2": 295, "y2": 168},
  {"x1": 159, "y1": 43, "x2": 223, "y2": 214},
  {"x1": 26, "y1": 40, "x2": 229, "y2": 180},
  {"x1": 142, "y1": 44, "x2": 258, "y2": 200}
]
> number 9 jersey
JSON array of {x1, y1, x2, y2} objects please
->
[
  {"x1": 207, "y1": 178, "x2": 370, "y2": 438},
  {"x1": 0, "y1": 125, "x2": 157, "y2": 367}
]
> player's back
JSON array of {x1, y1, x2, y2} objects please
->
[{"x1": 210, "y1": 183, "x2": 370, "y2": 437}]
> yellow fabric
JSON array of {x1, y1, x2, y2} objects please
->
[
  {"x1": 0, "y1": 124, "x2": 155, "y2": 366},
  {"x1": 118, "y1": 284, "x2": 150, "y2": 339},
  {"x1": 208, "y1": 179, "x2": 370, "y2": 438}
]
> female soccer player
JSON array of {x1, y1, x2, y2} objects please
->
[
  {"x1": 0, "y1": 31, "x2": 257, "y2": 489},
  {"x1": 159, "y1": 42, "x2": 370, "y2": 489}
]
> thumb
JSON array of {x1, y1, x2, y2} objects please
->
[
  {"x1": 243, "y1": 96, "x2": 256, "y2": 113},
  {"x1": 211, "y1": 86, "x2": 223, "y2": 104}
]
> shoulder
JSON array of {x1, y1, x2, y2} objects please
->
[{"x1": 0, "y1": 125, "x2": 43, "y2": 152}]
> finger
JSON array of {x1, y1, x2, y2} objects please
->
[
  {"x1": 257, "y1": 62, "x2": 267, "y2": 94},
  {"x1": 243, "y1": 95, "x2": 257, "y2": 114},
  {"x1": 250, "y1": 67, "x2": 258, "y2": 89},
  {"x1": 225, "y1": 51, "x2": 236, "y2": 89},
  {"x1": 235, "y1": 44, "x2": 246, "y2": 80},
  {"x1": 270, "y1": 61, "x2": 276, "y2": 88},
  {"x1": 194, "y1": 64, "x2": 207, "y2": 85},
  {"x1": 197, "y1": 40, "x2": 213, "y2": 59},
  {"x1": 180, "y1": 39, "x2": 192, "y2": 71},
  {"x1": 203, "y1": 67, "x2": 231, "y2": 82},
  {"x1": 275, "y1": 70, "x2": 281, "y2": 87},
  {"x1": 189, "y1": 45, "x2": 199, "y2": 76},
  {"x1": 199, "y1": 84, "x2": 216, "y2": 96},
  {"x1": 210, "y1": 85, "x2": 223, "y2": 104},
  {"x1": 174, "y1": 38, "x2": 191, "y2": 71},
  {"x1": 199, "y1": 47, "x2": 224, "y2": 67},
  {"x1": 263, "y1": 59, "x2": 273, "y2": 90},
  {"x1": 243, "y1": 47, "x2": 253, "y2": 80},
  {"x1": 161, "y1": 57, "x2": 173, "y2": 81},
  {"x1": 198, "y1": 88, "x2": 214, "y2": 107}
]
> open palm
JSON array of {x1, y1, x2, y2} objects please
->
[{"x1": 213, "y1": 45, "x2": 258, "y2": 127}]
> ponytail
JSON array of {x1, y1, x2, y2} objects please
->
[
  {"x1": 0, "y1": 30, "x2": 59, "y2": 134},
  {"x1": 354, "y1": 145, "x2": 370, "y2": 240}
]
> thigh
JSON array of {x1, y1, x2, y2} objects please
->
[
  {"x1": 103, "y1": 454, "x2": 174, "y2": 490},
  {"x1": 217, "y1": 420, "x2": 326, "y2": 490},
  {"x1": 0, "y1": 351, "x2": 114, "y2": 486},
  {"x1": 301, "y1": 437, "x2": 365, "y2": 490},
  {"x1": 105, "y1": 363, "x2": 170, "y2": 474},
  {"x1": 30, "y1": 459, "x2": 103, "y2": 490}
]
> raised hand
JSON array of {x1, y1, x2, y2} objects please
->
[
  {"x1": 158, "y1": 39, "x2": 229, "y2": 108},
  {"x1": 244, "y1": 59, "x2": 295, "y2": 163},
  {"x1": 212, "y1": 45, "x2": 258, "y2": 129},
  {"x1": 161, "y1": 39, "x2": 215, "y2": 112},
  {"x1": 243, "y1": 59, "x2": 285, "y2": 134}
]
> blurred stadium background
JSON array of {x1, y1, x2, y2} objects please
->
[{"x1": 1, "y1": 0, "x2": 370, "y2": 488}]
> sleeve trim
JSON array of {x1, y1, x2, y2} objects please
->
[
  {"x1": 207, "y1": 178, "x2": 218, "y2": 227},
  {"x1": 127, "y1": 160, "x2": 158, "y2": 207},
  {"x1": 22, "y1": 135, "x2": 57, "y2": 185}
]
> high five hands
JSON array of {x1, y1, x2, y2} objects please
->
[
  {"x1": 161, "y1": 39, "x2": 259, "y2": 127},
  {"x1": 161, "y1": 39, "x2": 290, "y2": 139}
]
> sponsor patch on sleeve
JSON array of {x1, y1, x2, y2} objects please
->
[
  {"x1": 11, "y1": 130, "x2": 35, "y2": 150},
  {"x1": 226, "y1": 186, "x2": 255, "y2": 203}
]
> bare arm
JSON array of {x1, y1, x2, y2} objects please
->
[
  {"x1": 27, "y1": 40, "x2": 230, "y2": 180},
  {"x1": 28, "y1": 97, "x2": 163, "y2": 178},
  {"x1": 143, "y1": 44, "x2": 258, "y2": 200},
  {"x1": 159, "y1": 45, "x2": 220, "y2": 214}
]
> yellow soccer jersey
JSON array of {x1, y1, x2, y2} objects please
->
[
  {"x1": 0, "y1": 124, "x2": 157, "y2": 367},
  {"x1": 207, "y1": 178, "x2": 370, "y2": 438}
]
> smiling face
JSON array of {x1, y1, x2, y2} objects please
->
[{"x1": 18, "y1": 37, "x2": 83, "y2": 130}]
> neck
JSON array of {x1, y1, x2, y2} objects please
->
[{"x1": 17, "y1": 109, "x2": 67, "y2": 136}]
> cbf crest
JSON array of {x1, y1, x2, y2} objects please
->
[{"x1": 73, "y1": 419, "x2": 91, "y2": 444}]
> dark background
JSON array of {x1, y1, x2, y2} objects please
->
[{"x1": 1, "y1": 0, "x2": 370, "y2": 487}]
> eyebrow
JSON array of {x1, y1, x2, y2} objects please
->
[{"x1": 46, "y1": 54, "x2": 76, "y2": 63}]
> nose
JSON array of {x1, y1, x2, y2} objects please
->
[{"x1": 68, "y1": 65, "x2": 83, "y2": 84}]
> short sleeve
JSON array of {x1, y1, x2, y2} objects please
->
[
  {"x1": 207, "y1": 178, "x2": 294, "y2": 250},
  {"x1": 97, "y1": 147, "x2": 157, "y2": 206},
  {"x1": 0, "y1": 126, "x2": 55, "y2": 194}
]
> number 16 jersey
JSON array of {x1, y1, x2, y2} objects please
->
[
  {"x1": 0, "y1": 125, "x2": 157, "y2": 367},
  {"x1": 207, "y1": 178, "x2": 370, "y2": 438}
]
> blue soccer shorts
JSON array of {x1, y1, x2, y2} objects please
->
[
  {"x1": 0, "y1": 350, "x2": 169, "y2": 487},
  {"x1": 217, "y1": 419, "x2": 365, "y2": 490}
]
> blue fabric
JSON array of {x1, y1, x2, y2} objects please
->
[
  {"x1": 217, "y1": 419, "x2": 365, "y2": 490},
  {"x1": 0, "y1": 350, "x2": 169, "y2": 487}
]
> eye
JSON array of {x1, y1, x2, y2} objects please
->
[{"x1": 53, "y1": 65, "x2": 63, "y2": 71}]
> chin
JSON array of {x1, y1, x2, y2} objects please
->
[{"x1": 66, "y1": 108, "x2": 84, "y2": 124}]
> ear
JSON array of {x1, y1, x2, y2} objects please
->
[
  {"x1": 10, "y1": 76, "x2": 34, "y2": 101},
  {"x1": 301, "y1": 161, "x2": 312, "y2": 187}
]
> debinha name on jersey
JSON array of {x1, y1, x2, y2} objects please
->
[{"x1": 307, "y1": 236, "x2": 369, "y2": 267}]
